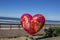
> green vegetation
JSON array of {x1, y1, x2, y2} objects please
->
[
  {"x1": 44, "y1": 27, "x2": 60, "y2": 38},
  {"x1": 25, "y1": 27, "x2": 60, "y2": 39}
]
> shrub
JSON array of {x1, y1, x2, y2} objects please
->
[{"x1": 44, "y1": 27, "x2": 60, "y2": 37}]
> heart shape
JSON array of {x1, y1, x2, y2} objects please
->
[{"x1": 20, "y1": 14, "x2": 45, "y2": 35}]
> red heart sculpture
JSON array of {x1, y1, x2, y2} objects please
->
[{"x1": 20, "y1": 14, "x2": 45, "y2": 35}]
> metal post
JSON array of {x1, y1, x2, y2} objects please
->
[
  {"x1": 0, "y1": 24, "x2": 1, "y2": 30},
  {"x1": 10, "y1": 25, "x2": 12, "y2": 30}
]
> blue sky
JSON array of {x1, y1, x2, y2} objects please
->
[{"x1": 0, "y1": 0, "x2": 60, "y2": 20}]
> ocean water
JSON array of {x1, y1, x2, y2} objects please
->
[{"x1": 0, "y1": 17, "x2": 60, "y2": 24}]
